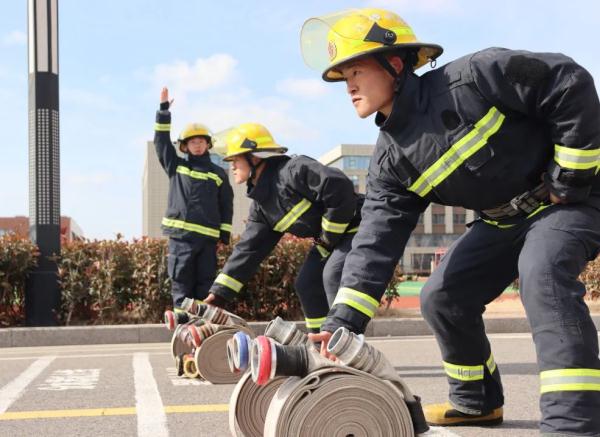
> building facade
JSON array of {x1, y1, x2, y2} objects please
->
[
  {"x1": 318, "y1": 144, "x2": 475, "y2": 274},
  {"x1": 0, "y1": 216, "x2": 84, "y2": 243},
  {"x1": 142, "y1": 141, "x2": 251, "y2": 239}
]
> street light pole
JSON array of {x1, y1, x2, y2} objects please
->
[{"x1": 26, "y1": 0, "x2": 61, "y2": 326}]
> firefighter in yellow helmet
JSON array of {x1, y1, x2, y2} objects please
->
[
  {"x1": 154, "y1": 87, "x2": 233, "y2": 313},
  {"x1": 302, "y1": 8, "x2": 600, "y2": 435},
  {"x1": 203, "y1": 123, "x2": 365, "y2": 335}
]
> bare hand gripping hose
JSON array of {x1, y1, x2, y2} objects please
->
[
  {"x1": 249, "y1": 326, "x2": 428, "y2": 437},
  {"x1": 228, "y1": 317, "x2": 310, "y2": 437},
  {"x1": 168, "y1": 299, "x2": 253, "y2": 383}
]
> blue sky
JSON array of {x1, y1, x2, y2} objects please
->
[{"x1": 1, "y1": 0, "x2": 598, "y2": 239}]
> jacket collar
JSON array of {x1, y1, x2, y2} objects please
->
[
  {"x1": 186, "y1": 152, "x2": 212, "y2": 165},
  {"x1": 246, "y1": 156, "x2": 289, "y2": 203},
  {"x1": 375, "y1": 72, "x2": 427, "y2": 132}
]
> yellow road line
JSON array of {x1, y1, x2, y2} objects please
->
[{"x1": 0, "y1": 404, "x2": 229, "y2": 421}]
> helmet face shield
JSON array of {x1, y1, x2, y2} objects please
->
[{"x1": 300, "y1": 8, "x2": 443, "y2": 81}]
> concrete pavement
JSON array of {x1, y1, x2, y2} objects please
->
[{"x1": 2, "y1": 314, "x2": 599, "y2": 348}]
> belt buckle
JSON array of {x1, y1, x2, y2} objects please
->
[{"x1": 509, "y1": 191, "x2": 537, "y2": 214}]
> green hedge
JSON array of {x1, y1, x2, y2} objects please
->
[
  {"x1": 1, "y1": 233, "x2": 598, "y2": 326},
  {"x1": 0, "y1": 234, "x2": 38, "y2": 326}
]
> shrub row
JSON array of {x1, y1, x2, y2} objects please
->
[{"x1": 1, "y1": 233, "x2": 598, "y2": 326}]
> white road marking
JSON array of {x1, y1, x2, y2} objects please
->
[
  {"x1": 133, "y1": 352, "x2": 168, "y2": 437},
  {"x1": 0, "y1": 351, "x2": 169, "y2": 362},
  {"x1": 166, "y1": 367, "x2": 206, "y2": 386},
  {"x1": 0, "y1": 356, "x2": 55, "y2": 413},
  {"x1": 420, "y1": 426, "x2": 463, "y2": 436},
  {"x1": 37, "y1": 368, "x2": 100, "y2": 391}
]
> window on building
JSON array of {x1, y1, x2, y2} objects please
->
[
  {"x1": 349, "y1": 175, "x2": 360, "y2": 193},
  {"x1": 342, "y1": 156, "x2": 370, "y2": 170},
  {"x1": 416, "y1": 214, "x2": 424, "y2": 224},
  {"x1": 432, "y1": 213, "x2": 445, "y2": 225},
  {"x1": 411, "y1": 253, "x2": 435, "y2": 273},
  {"x1": 453, "y1": 213, "x2": 466, "y2": 224}
]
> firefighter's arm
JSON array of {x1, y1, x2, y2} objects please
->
[
  {"x1": 218, "y1": 170, "x2": 234, "y2": 245},
  {"x1": 471, "y1": 48, "x2": 600, "y2": 203},
  {"x1": 321, "y1": 155, "x2": 428, "y2": 336},
  {"x1": 289, "y1": 156, "x2": 357, "y2": 250},
  {"x1": 154, "y1": 87, "x2": 178, "y2": 176},
  {"x1": 208, "y1": 206, "x2": 282, "y2": 302}
]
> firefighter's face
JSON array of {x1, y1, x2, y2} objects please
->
[
  {"x1": 184, "y1": 136, "x2": 210, "y2": 156},
  {"x1": 231, "y1": 155, "x2": 251, "y2": 184},
  {"x1": 339, "y1": 56, "x2": 399, "y2": 118}
]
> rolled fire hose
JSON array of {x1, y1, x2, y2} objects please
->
[
  {"x1": 254, "y1": 327, "x2": 429, "y2": 437},
  {"x1": 193, "y1": 324, "x2": 254, "y2": 384},
  {"x1": 228, "y1": 318, "x2": 310, "y2": 437},
  {"x1": 169, "y1": 302, "x2": 253, "y2": 382}
]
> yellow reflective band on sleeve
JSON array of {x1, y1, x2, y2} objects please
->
[
  {"x1": 273, "y1": 198, "x2": 312, "y2": 232},
  {"x1": 332, "y1": 287, "x2": 380, "y2": 318},
  {"x1": 540, "y1": 368, "x2": 600, "y2": 394},
  {"x1": 321, "y1": 217, "x2": 349, "y2": 234},
  {"x1": 316, "y1": 244, "x2": 330, "y2": 258},
  {"x1": 155, "y1": 123, "x2": 171, "y2": 131},
  {"x1": 176, "y1": 166, "x2": 223, "y2": 186},
  {"x1": 554, "y1": 145, "x2": 600, "y2": 171},
  {"x1": 220, "y1": 223, "x2": 232, "y2": 232},
  {"x1": 408, "y1": 107, "x2": 505, "y2": 197},
  {"x1": 443, "y1": 361, "x2": 485, "y2": 382},
  {"x1": 486, "y1": 353, "x2": 497, "y2": 374},
  {"x1": 305, "y1": 316, "x2": 327, "y2": 329},
  {"x1": 214, "y1": 273, "x2": 243, "y2": 293},
  {"x1": 174, "y1": 307, "x2": 186, "y2": 313},
  {"x1": 346, "y1": 227, "x2": 359, "y2": 234},
  {"x1": 161, "y1": 218, "x2": 220, "y2": 238}
]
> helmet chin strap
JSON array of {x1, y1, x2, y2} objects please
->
[
  {"x1": 245, "y1": 154, "x2": 266, "y2": 189},
  {"x1": 373, "y1": 52, "x2": 412, "y2": 94}
]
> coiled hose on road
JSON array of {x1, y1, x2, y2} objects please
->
[
  {"x1": 167, "y1": 301, "x2": 254, "y2": 384},
  {"x1": 232, "y1": 324, "x2": 428, "y2": 437},
  {"x1": 228, "y1": 317, "x2": 311, "y2": 437}
]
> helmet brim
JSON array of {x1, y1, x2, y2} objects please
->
[{"x1": 322, "y1": 43, "x2": 443, "y2": 82}]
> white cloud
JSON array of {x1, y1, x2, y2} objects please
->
[
  {"x1": 62, "y1": 88, "x2": 121, "y2": 112},
  {"x1": 2, "y1": 30, "x2": 26, "y2": 46},
  {"x1": 65, "y1": 171, "x2": 114, "y2": 186},
  {"x1": 276, "y1": 78, "x2": 330, "y2": 99},
  {"x1": 143, "y1": 55, "x2": 321, "y2": 148},
  {"x1": 150, "y1": 54, "x2": 238, "y2": 103},
  {"x1": 365, "y1": 0, "x2": 459, "y2": 14}
]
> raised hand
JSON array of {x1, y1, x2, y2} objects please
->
[{"x1": 160, "y1": 86, "x2": 174, "y2": 108}]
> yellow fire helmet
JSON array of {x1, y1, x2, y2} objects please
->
[
  {"x1": 300, "y1": 8, "x2": 443, "y2": 82},
  {"x1": 214, "y1": 123, "x2": 288, "y2": 162},
  {"x1": 177, "y1": 123, "x2": 213, "y2": 151}
]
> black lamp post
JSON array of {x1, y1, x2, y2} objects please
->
[{"x1": 25, "y1": 0, "x2": 61, "y2": 326}]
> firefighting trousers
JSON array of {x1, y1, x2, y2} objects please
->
[
  {"x1": 167, "y1": 237, "x2": 217, "y2": 308},
  {"x1": 420, "y1": 204, "x2": 600, "y2": 436},
  {"x1": 295, "y1": 234, "x2": 354, "y2": 333}
]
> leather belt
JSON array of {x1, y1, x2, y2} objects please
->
[{"x1": 482, "y1": 183, "x2": 549, "y2": 220}]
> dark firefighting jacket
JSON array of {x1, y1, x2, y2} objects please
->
[
  {"x1": 209, "y1": 155, "x2": 363, "y2": 301},
  {"x1": 323, "y1": 47, "x2": 600, "y2": 334},
  {"x1": 154, "y1": 109, "x2": 234, "y2": 243}
]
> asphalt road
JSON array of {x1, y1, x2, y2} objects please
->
[{"x1": 0, "y1": 333, "x2": 559, "y2": 437}]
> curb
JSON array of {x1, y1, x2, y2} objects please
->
[{"x1": 1, "y1": 315, "x2": 599, "y2": 348}]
